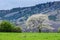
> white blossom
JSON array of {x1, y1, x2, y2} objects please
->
[{"x1": 26, "y1": 14, "x2": 54, "y2": 30}]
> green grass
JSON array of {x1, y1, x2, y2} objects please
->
[{"x1": 0, "y1": 33, "x2": 60, "y2": 40}]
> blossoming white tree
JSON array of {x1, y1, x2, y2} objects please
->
[{"x1": 26, "y1": 14, "x2": 54, "y2": 32}]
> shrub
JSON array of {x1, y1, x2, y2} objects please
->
[
  {"x1": 58, "y1": 27, "x2": 60, "y2": 33},
  {"x1": 0, "y1": 21, "x2": 22, "y2": 32},
  {"x1": 13, "y1": 26, "x2": 22, "y2": 32}
]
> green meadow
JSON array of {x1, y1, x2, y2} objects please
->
[{"x1": 0, "y1": 33, "x2": 60, "y2": 40}]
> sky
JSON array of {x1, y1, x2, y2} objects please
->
[{"x1": 0, "y1": 0, "x2": 60, "y2": 10}]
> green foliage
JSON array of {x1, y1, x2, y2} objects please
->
[
  {"x1": 0, "y1": 21, "x2": 14, "y2": 32},
  {"x1": 12, "y1": 26, "x2": 22, "y2": 32},
  {"x1": 0, "y1": 21, "x2": 22, "y2": 32},
  {"x1": 58, "y1": 27, "x2": 60, "y2": 33}
]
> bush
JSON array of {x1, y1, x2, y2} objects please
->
[
  {"x1": 58, "y1": 27, "x2": 60, "y2": 33},
  {"x1": 12, "y1": 26, "x2": 22, "y2": 32},
  {"x1": 0, "y1": 21, "x2": 22, "y2": 32}
]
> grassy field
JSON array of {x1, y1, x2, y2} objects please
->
[{"x1": 0, "y1": 33, "x2": 60, "y2": 40}]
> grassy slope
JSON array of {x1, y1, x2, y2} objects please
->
[{"x1": 0, "y1": 33, "x2": 60, "y2": 40}]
